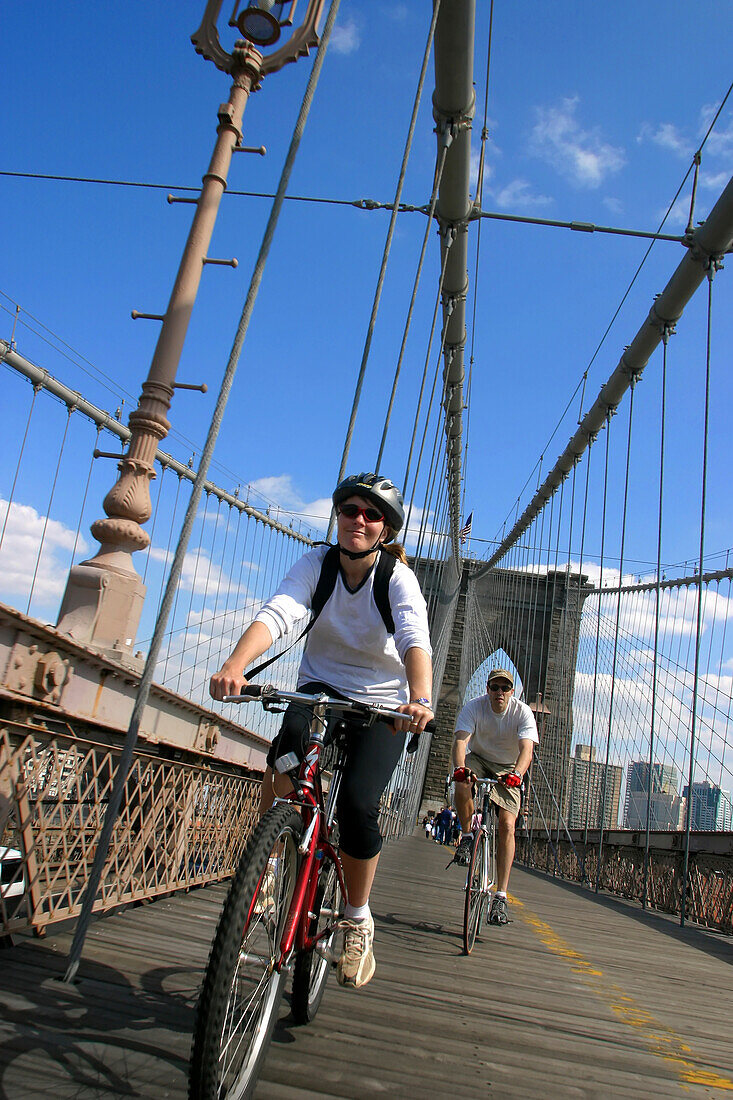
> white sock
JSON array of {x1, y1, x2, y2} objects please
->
[
  {"x1": 495, "y1": 890, "x2": 507, "y2": 899},
  {"x1": 344, "y1": 902, "x2": 371, "y2": 922}
]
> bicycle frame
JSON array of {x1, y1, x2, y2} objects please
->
[
  {"x1": 471, "y1": 778, "x2": 499, "y2": 896},
  {"x1": 226, "y1": 686, "x2": 427, "y2": 973},
  {"x1": 262, "y1": 698, "x2": 345, "y2": 971}
]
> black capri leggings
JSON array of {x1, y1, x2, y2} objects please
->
[{"x1": 265, "y1": 681, "x2": 406, "y2": 860}]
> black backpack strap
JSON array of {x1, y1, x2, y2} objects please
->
[
  {"x1": 310, "y1": 544, "x2": 341, "y2": 622},
  {"x1": 245, "y1": 545, "x2": 340, "y2": 679},
  {"x1": 373, "y1": 550, "x2": 396, "y2": 634}
]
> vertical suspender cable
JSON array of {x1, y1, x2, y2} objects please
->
[
  {"x1": 329, "y1": 0, "x2": 442, "y2": 536},
  {"x1": 643, "y1": 327, "x2": 670, "y2": 908},
  {"x1": 63, "y1": 0, "x2": 341, "y2": 982},
  {"x1": 403, "y1": 247, "x2": 453, "y2": 533},
  {"x1": 27, "y1": 406, "x2": 72, "y2": 613},
  {"x1": 586, "y1": 420, "x2": 610, "y2": 842},
  {"x1": 681, "y1": 261, "x2": 716, "y2": 927},
  {"x1": 375, "y1": 141, "x2": 449, "y2": 471},
  {"x1": 597, "y1": 383, "x2": 635, "y2": 890},
  {"x1": 0, "y1": 381, "x2": 38, "y2": 552}
]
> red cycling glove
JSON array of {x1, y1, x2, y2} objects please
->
[
  {"x1": 503, "y1": 771, "x2": 522, "y2": 788},
  {"x1": 452, "y1": 767, "x2": 472, "y2": 784}
]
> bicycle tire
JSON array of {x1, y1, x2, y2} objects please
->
[
  {"x1": 188, "y1": 803, "x2": 303, "y2": 1100},
  {"x1": 291, "y1": 854, "x2": 343, "y2": 1024},
  {"x1": 463, "y1": 829, "x2": 487, "y2": 955}
]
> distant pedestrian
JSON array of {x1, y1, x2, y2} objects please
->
[{"x1": 435, "y1": 806, "x2": 452, "y2": 845}]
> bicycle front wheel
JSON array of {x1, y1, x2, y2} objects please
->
[
  {"x1": 291, "y1": 853, "x2": 343, "y2": 1024},
  {"x1": 463, "y1": 830, "x2": 487, "y2": 955},
  {"x1": 189, "y1": 803, "x2": 302, "y2": 1100}
]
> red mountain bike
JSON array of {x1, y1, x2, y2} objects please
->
[{"x1": 188, "y1": 684, "x2": 428, "y2": 1100}]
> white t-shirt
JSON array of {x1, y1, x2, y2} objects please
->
[
  {"x1": 454, "y1": 694, "x2": 538, "y2": 771},
  {"x1": 254, "y1": 545, "x2": 432, "y2": 707}
]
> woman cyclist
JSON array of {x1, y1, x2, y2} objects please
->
[{"x1": 210, "y1": 472, "x2": 433, "y2": 990}]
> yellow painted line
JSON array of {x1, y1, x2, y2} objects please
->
[{"x1": 510, "y1": 894, "x2": 733, "y2": 1092}]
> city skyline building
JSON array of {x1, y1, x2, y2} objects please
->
[
  {"x1": 624, "y1": 758, "x2": 682, "y2": 830},
  {"x1": 566, "y1": 744, "x2": 623, "y2": 829},
  {"x1": 682, "y1": 781, "x2": 733, "y2": 831}
]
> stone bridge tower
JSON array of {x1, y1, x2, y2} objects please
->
[{"x1": 420, "y1": 562, "x2": 595, "y2": 829}]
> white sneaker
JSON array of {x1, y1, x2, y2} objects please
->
[{"x1": 337, "y1": 916, "x2": 375, "y2": 989}]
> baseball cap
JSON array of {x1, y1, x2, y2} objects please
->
[{"x1": 487, "y1": 668, "x2": 514, "y2": 688}]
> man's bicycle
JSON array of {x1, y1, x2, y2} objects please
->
[
  {"x1": 188, "y1": 684, "x2": 428, "y2": 1100},
  {"x1": 462, "y1": 777, "x2": 500, "y2": 955}
]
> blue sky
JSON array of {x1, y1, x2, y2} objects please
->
[{"x1": 2, "y1": 0, "x2": 733, "y2": 586}]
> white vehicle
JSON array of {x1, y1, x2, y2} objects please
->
[{"x1": 0, "y1": 846, "x2": 25, "y2": 902}]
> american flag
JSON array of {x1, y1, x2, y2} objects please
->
[{"x1": 459, "y1": 511, "x2": 473, "y2": 544}]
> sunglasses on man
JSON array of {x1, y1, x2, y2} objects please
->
[
  {"x1": 338, "y1": 503, "x2": 385, "y2": 523},
  {"x1": 489, "y1": 683, "x2": 512, "y2": 693}
]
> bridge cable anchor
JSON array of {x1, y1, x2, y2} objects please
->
[
  {"x1": 202, "y1": 256, "x2": 238, "y2": 268},
  {"x1": 131, "y1": 310, "x2": 165, "y2": 321}
]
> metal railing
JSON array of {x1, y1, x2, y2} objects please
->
[
  {"x1": 516, "y1": 829, "x2": 733, "y2": 933},
  {"x1": 0, "y1": 721, "x2": 260, "y2": 935}
]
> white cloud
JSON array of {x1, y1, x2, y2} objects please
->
[
  {"x1": 701, "y1": 170, "x2": 730, "y2": 192},
  {"x1": 530, "y1": 96, "x2": 625, "y2": 188},
  {"x1": 383, "y1": 2, "x2": 409, "y2": 21},
  {"x1": 637, "y1": 121, "x2": 692, "y2": 158},
  {"x1": 0, "y1": 498, "x2": 88, "y2": 612},
  {"x1": 330, "y1": 19, "x2": 360, "y2": 55},
  {"x1": 249, "y1": 474, "x2": 332, "y2": 533},
  {"x1": 491, "y1": 178, "x2": 552, "y2": 210},
  {"x1": 698, "y1": 103, "x2": 733, "y2": 159}
]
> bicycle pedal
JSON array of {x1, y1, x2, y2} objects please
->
[{"x1": 314, "y1": 943, "x2": 339, "y2": 965}]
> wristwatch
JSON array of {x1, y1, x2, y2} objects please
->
[{"x1": 411, "y1": 697, "x2": 433, "y2": 709}]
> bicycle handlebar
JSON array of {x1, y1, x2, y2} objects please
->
[{"x1": 223, "y1": 684, "x2": 435, "y2": 753}]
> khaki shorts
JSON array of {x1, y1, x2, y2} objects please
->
[{"x1": 465, "y1": 752, "x2": 521, "y2": 817}]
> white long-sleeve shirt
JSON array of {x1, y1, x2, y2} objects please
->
[{"x1": 254, "y1": 545, "x2": 432, "y2": 707}]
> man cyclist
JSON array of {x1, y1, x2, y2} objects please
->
[{"x1": 451, "y1": 668, "x2": 538, "y2": 924}]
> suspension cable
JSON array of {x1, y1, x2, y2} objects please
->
[
  {"x1": 329, "y1": 0, "x2": 442, "y2": 538},
  {"x1": 402, "y1": 239, "x2": 453, "y2": 522},
  {"x1": 597, "y1": 382, "x2": 635, "y2": 889},
  {"x1": 681, "y1": 258, "x2": 717, "y2": 927},
  {"x1": 643, "y1": 326, "x2": 671, "y2": 906},
  {"x1": 376, "y1": 139, "x2": 449, "y2": 470}
]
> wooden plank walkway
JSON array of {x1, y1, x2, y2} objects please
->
[{"x1": 1, "y1": 832, "x2": 732, "y2": 1098}]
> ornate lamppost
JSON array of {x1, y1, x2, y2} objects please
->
[{"x1": 57, "y1": 0, "x2": 325, "y2": 664}]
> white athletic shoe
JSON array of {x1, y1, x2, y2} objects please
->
[{"x1": 337, "y1": 916, "x2": 376, "y2": 989}]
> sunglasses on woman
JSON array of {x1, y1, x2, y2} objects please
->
[{"x1": 338, "y1": 503, "x2": 385, "y2": 523}]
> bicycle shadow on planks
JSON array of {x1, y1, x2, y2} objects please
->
[
  {"x1": 0, "y1": 937, "x2": 194, "y2": 1098},
  {"x1": 371, "y1": 909, "x2": 467, "y2": 953}
]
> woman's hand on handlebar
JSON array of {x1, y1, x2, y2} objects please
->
[
  {"x1": 209, "y1": 662, "x2": 248, "y2": 701},
  {"x1": 395, "y1": 700, "x2": 433, "y2": 735}
]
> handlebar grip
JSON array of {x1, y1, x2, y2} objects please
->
[
  {"x1": 406, "y1": 718, "x2": 435, "y2": 755},
  {"x1": 224, "y1": 683, "x2": 271, "y2": 701},
  {"x1": 240, "y1": 684, "x2": 264, "y2": 698}
]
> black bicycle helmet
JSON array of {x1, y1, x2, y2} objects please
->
[{"x1": 332, "y1": 472, "x2": 405, "y2": 533}]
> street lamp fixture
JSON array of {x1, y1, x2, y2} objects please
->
[
  {"x1": 233, "y1": 1, "x2": 292, "y2": 47},
  {"x1": 193, "y1": 0, "x2": 324, "y2": 78}
]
